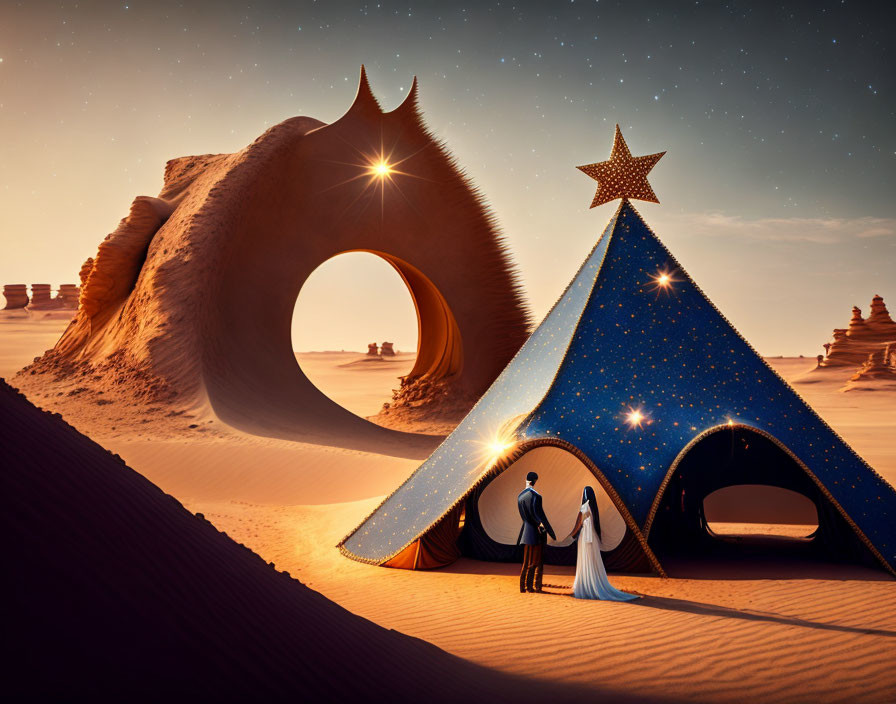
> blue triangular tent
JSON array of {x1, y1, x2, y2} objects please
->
[{"x1": 340, "y1": 202, "x2": 896, "y2": 575}]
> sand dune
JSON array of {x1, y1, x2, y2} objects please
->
[
  {"x1": 194, "y1": 498, "x2": 896, "y2": 704},
  {"x1": 0, "y1": 313, "x2": 71, "y2": 378},
  {"x1": 4, "y1": 377, "x2": 652, "y2": 702},
  {"x1": 112, "y1": 435, "x2": 419, "y2": 505},
  {"x1": 297, "y1": 350, "x2": 416, "y2": 419}
]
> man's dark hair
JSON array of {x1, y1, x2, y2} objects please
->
[{"x1": 526, "y1": 471, "x2": 538, "y2": 483}]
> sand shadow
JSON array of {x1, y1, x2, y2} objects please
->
[
  {"x1": 632, "y1": 594, "x2": 896, "y2": 637},
  {"x1": 658, "y1": 553, "x2": 895, "y2": 581},
  {"x1": 438, "y1": 555, "x2": 895, "y2": 582}
]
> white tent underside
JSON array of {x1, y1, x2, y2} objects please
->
[{"x1": 478, "y1": 446, "x2": 627, "y2": 551}]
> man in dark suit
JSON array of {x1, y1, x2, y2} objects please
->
[{"x1": 517, "y1": 471, "x2": 555, "y2": 593}]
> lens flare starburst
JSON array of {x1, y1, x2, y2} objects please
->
[
  {"x1": 369, "y1": 159, "x2": 394, "y2": 178},
  {"x1": 624, "y1": 406, "x2": 649, "y2": 429},
  {"x1": 315, "y1": 135, "x2": 432, "y2": 221},
  {"x1": 647, "y1": 266, "x2": 679, "y2": 296}
]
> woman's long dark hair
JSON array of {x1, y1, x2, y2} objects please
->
[{"x1": 582, "y1": 486, "x2": 601, "y2": 540}]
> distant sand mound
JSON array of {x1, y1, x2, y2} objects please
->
[
  {"x1": 2, "y1": 377, "x2": 609, "y2": 702},
  {"x1": 337, "y1": 352, "x2": 416, "y2": 369},
  {"x1": 15, "y1": 66, "x2": 529, "y2": 453},
  {"x1": 845, "y1": 343, "x2": 896, "y2": 391}
]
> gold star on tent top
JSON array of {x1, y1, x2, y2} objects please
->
[{"x1": 577, "y1": 124, "x2": 665, "y2": 208}]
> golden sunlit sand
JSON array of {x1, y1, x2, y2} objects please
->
[{"x1": 3, "y1": 316, "x2": 895, "y2": 703}]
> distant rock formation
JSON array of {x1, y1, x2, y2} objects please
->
[
  {"x1": 380, "y1": 341, "x2": 395, "y2": 356},
  {"x1": 866, "y1": 295, "x2": 896, "y2": 341},
  {"x1": 846, "y1": 306, "x2": 869, "y2": 338},
  {"x1": 849, "y1": 343, "x2": 896, "y2": 384},
  {"x1": 56, "y1": 284, "x2": 80, "y2": 309},
  {"x1": 14, "y1": 283, "x2": 80, "y2": 311},
  {"x1": 27, "y1": 283, "x2": 55, "y2": 310},
  {"x1": 818, "y1": 296, "x2": 896, "y2": 370},
  {"x1": 3, "y1": 283, "x2": 80, "y2": 312},
  {"x1": 2, "y1": 284, "x2": 29, "y2": 310},
  {"x1": 366, "y1": 343, "x2": 379, "y2": 356}
]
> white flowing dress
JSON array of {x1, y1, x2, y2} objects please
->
[{"x1": 572, "y1": 502, "x2": 639, "y2": 601}]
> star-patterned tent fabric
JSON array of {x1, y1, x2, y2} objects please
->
[{"x1": 339, "y1": 201, "x2": 896, "y2": 574}]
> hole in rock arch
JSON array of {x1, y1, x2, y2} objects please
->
[{"x1": 291, "y1": 252, "x2": 418, "y2": 419}]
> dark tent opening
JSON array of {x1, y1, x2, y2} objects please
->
[{"x1": 647, "y1": 426, "x2": 880, "y2": 570}]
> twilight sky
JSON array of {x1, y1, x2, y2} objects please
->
[{"x1": 1, "y1": 0, "x2": 893, "y2": 355}]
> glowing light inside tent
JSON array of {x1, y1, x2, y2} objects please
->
[
  {"x1": 487, "y1": 438, "x2": 514, "y2": 458},
  {"x1": 727, "y1": 418, "x2": 735, "y2": 426},
  {"x1": 625, "y1": 407, "x2": 646, "y2": 428},
  {"x1": 473, "y1": 414, "x2": 530, "y2": 466},
  {"x1": 650, "y1": 268, "x2": 677, "y2": 290}
]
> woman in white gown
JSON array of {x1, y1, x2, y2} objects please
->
[{"x1": 568, "y1": 486, "x2": 639, "y2": 601}]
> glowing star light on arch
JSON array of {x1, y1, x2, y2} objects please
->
[
  {"x1": 577, "y1": 124, "x2": 665, "y2": 208},
  {"x1": 369, "y1": 159, "x2": 394, "y2": 178}
]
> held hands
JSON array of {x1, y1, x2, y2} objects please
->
[{"x1": 548, "y1": 531, "x2": 575, "y2": 548}]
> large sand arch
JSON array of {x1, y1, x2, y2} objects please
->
[{"x1": 17, "y1": 67, "x2": 530, "y2": 454}]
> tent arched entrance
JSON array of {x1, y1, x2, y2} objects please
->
[
  {"x1": 644, "y1": 424, "x2": 885, "y2": 570},
  {"x1": 383, "y1": 438, "x2": 664, "y2": 574}
]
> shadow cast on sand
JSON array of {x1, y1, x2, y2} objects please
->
[
  {"x1": 658, "y1": 554, "x2": 895, "y2": 582},
  {"x1": 633, "y1": 595, "x2": 896, "y2": 638},
  {"x1": 438, "y1": 555, "x2": 893, "y2": 583}
]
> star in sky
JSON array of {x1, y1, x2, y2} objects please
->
[{"x1": 577, "y1": 125, "x2": 666, "y2": 208}]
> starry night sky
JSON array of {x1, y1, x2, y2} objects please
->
[{"x1": 1, "y1": 1, "x2": 893, "y2": 354}]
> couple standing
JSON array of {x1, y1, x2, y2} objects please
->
[{"x1": 517, "y1": 471, "x2": 639, "y2": 601}]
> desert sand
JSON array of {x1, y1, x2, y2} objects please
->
[
  {"x1": 4, "y1": 377, "x2": 626, "y2": 703},
  {"x1": 773, "y1": 357, "x2": 896, "y2": 477},
  {"x1": 0, "y1": 311, "x2": 72, "y2": 379},
  {"x1": 3, "y1": 319, "x2": 895, "y2": 702},
  {"x1": 300, "y1": 350, "x2": 416, "y2": 419}
]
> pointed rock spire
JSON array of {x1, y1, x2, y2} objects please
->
[
  {"x1": 866, "y1": 295, "x2": 896, "y2": 341},
  {"x1": 335, "y1": 65, "x2": 382, "y2": 123},
  {"x1": 389, "y1": 76, "x2": 421, "y2": 120},
  {"x1": 846, "y1": 306, "x2": 869, "y2": 338}
]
